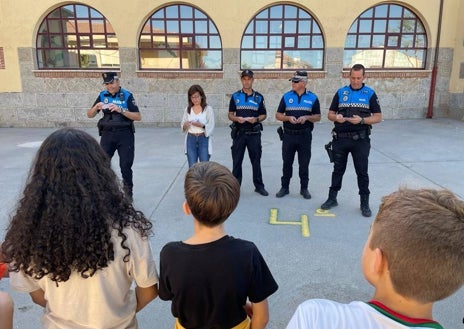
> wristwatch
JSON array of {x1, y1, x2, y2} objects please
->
[{"x1": 120, "y1": 107, "x2": 128, "y2": 113}]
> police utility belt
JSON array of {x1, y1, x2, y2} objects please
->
[
  {"x1": 100, "y1": 121, "x2": 132, "y2": 131},
  {"x1": 102, "y1": 126, "x2": 132, "y2": 132},
  {"x1": 332, "y1": 129, "x2": 370, "y2": 140},
  {"x1": 230, "y1": 123, "x2": 262, "y2": 139},
  {"x1": 241, "y1": 124, "x2": 262, "y2": 134},
  {"x1": 98, "y1": 120, "x2": 134, "y2": 136},
  {"x1": 284, "y1": 127, "x2": 311, "y2": 135}
]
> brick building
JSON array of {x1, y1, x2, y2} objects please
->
[{"x1": 0, "y1": 0, "x2": 463, "y2": 127}]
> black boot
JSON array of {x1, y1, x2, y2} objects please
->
[
  {"x1": 360, "y1": 194, "x2": 372, "y2": 217},
  {"x1": 276, "y1": 187, "x2": 289, "y2": 198},
  {"x1": 321, "y1": 189, "x2": 338, "y2": 210}
]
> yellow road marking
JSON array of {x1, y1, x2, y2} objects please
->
[
  {"x1": 269, "y1": 208, "x2": 310, "y2": 237},
  {"x1": 314, "y1": 208, "x2": 336, "y2": 217}
]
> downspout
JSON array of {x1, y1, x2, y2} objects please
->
[{"x1": 426, "y1": 0, "x2": 445, "y2": 118}]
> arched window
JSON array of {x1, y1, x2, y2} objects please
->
[
  {"x1": 344, "y1": 4, "x2": 427, "y2": 69},
  {"x1": 36, "y1": 4, "x2": 119, "y2": 69},
  {"x1": 241, "y1": 4, "x2": 324, "y2": 70},
  {"x1": 139, "y1": 4, "x2": 222, "y2": 70}
]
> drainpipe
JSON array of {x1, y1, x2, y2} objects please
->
[{"x1": 426, "y1": 0, "x2": 445, "y2": 118}]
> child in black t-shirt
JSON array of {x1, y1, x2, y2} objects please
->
[{"x1": 159, "y1": 161, "x2": 278, "y2": 329}]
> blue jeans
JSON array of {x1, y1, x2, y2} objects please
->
[{"x1": 186, "y1": 133, "x2": 210, "y2": 167}]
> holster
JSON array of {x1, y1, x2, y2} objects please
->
[
  {"x1": 97, "y1": 119, "x2": 104, "y2": 136},
  {"x1": 229, "y1": 122, "x2": 238, "y2": 139},
  {"x1": 277, "y1": 126, "x2": 283, "y2": 141},
  {"x1": 325, "y1": 141, "x2": 334, "y2": 163}
]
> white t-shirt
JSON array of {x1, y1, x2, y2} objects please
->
[
  {"x1": 286, "y1": 299, "x2": 443, "y2": 329},
  {"x1": 10, "y1": 227, "x2": 158, "y2": 329},
  {"x1": 187, "y1": 110, "x2": 208, "y2": 134}
]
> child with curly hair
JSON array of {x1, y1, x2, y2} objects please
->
[{"x1": 2, "y1": 128, "x2": 158, "y2": 329}]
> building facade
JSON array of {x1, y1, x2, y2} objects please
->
[{"x1": 0, "y1": 0, "x2": 463, "y2": 127}]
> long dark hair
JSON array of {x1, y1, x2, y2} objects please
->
[
  {"x1": 187, "y1": 84, "x2": 207, "y2": 114},
  {"x1": 2, "y1": 128, "x2": 152, "y2": 283}
]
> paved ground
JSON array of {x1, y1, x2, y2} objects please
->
[{"x1": 1, "y1": 118, "x2": 464, "y2": 329}]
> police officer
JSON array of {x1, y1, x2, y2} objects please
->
[
  {"x1": 87, "y1": 72, "x2": 141, "y2": 200},
  {"x1": 275, "y1": 71, "x2": 321, "y2": 199},
  {"x1": 228, "y1": 69, "x2": 268, "y2": 196},
  {"x1": 320, "y1": 64, "x2": 382, "y2": 217}
]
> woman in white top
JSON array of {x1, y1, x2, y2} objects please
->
[{"x1": 181, "y1": 85, "x2": 215, "y2": 167}]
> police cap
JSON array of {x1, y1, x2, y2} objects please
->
[
  {"x1": 102, "y1": 72, "x2": 119, "y2": 84},
  {"x1": 289, "y1": 70, "x2": 308, "y2": 82}
]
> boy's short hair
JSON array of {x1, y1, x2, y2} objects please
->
[
  {"x1": 370, "y1": 188, "x2": 464, "y2": 303},
  {"x1": 184, "y1": 162, "x2": 240, "y2": 227}
]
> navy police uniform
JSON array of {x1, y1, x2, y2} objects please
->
[
  {"x1": 328, "y1": 83, "x2": 381, "y2": 196},
  {"x1": 92, "y1": 73, "x2": 139, "y2": 198},
  {"x1": 229, "y1": 73, "x2": 267, "y2": 192},
  {"x1": 277, "y1": 89, "x2": 321, "y2": 192}
]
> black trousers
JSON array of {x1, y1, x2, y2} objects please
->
[
  {"x1": 231, "y1": 131, "x2": 265, "y2": 189},
  {"x1": 100, "y1": 129, "x2": 135, "y2": 189},
  {"x1": 280, "y1": 130, "x2": 312, "y2": 189},
  {"x1": 330, "y1": 136, "x2": 371, "y2": 195}
]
